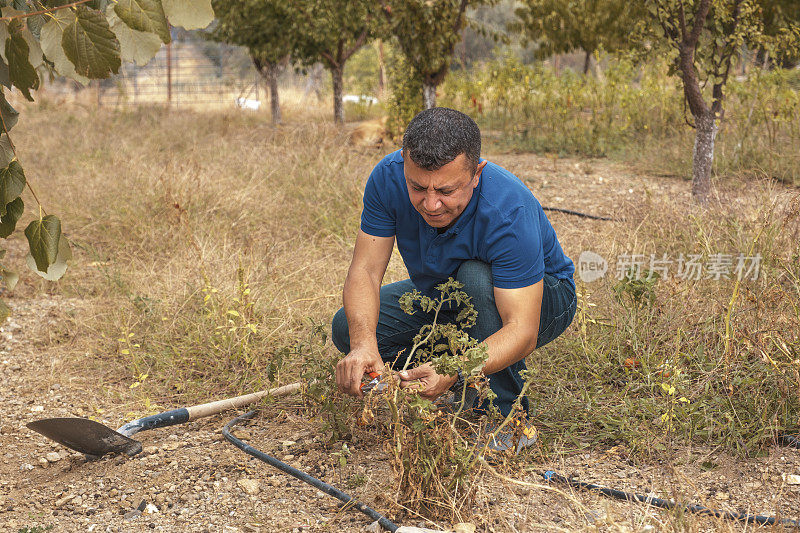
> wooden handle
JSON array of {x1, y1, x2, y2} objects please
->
[{"x1": 186, "y1": 382, "x2": 302, "y2": 420}]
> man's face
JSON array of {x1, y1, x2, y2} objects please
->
[{"x1": 403, "y1": 152, "x2": 486, "y2": 229}]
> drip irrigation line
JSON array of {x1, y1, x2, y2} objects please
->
[
  {"x1": 542, "y1": 206, "x2": 615, "y2": 221},
  {"x1": 222, "y1": 410, "x2": 399, "y2": 533},
  {"x1": 540, "y1": 470, "x2": 799, "y2": 528},
  {"x1": 222, "y1": 407, "x2": 800, "y2": 531},
  {"x1": 779, "y1": 432, "x2": 800, "y2": 449}
]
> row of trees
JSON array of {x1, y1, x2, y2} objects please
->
[
  {"x1": 211, "y1": 0, "x2": 496, "y2": 124},
  {"x1": 215, "y1": 0, "x2": 799, "y2": 204}
]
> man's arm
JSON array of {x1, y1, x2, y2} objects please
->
[
  {"x1": 481, "y1": 281, "x2": 543, "y2": 375},
  {"x1": 336, "y1": 229, "x2": 395, "y2": 397},
  {"x1": 399, "y1": 280, "x2": 543, "y2": 398}
]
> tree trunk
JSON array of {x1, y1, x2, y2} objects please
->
[
  {"x1": 583, "y1": 50, "x2": 591, "y2": 75},
  {"x1": 422, "y1": 82, "x2": 436, "y2": 109},
  {"x1": 252, "y1": 56, "x2": 282, "y2": 124},
  {"x1": 331, "y1": 65, "x2": 344, "y2": 123},
  {"x1": 266, "y1": 64, "x2": 281, "y2": 125},
  {"x1": 691, "y1": 111, "x2": 718, "y2": 203}
]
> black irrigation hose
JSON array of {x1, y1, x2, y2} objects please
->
[
  {"x1": 222, "y1": 410, "x2": 399, "y2": 533},
  {"x1": 540, "y1": 470, "x2": 800, "y2": 528},
  {"x1": 542, "y1": 205, "x2": 615, "y2": 221},
  {"x1": 780, "y1": 432, "x2": 800, "y2": 449},
  {"x1": 224, "y1": 407, "x2": 800, "y2": 530}
]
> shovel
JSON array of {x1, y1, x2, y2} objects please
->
[{"x1": 27, "y1": 382, "x2": 302, "y2": 458}]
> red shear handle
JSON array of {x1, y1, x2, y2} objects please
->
[{"x1": 359, "y1": 372, "x2": 382, "y2": 392}]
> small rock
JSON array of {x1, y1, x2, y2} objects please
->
[
  {"x1": 19, "y1": 463, "x2": 33, "y2": 471},
  {"x1": 55, "y1": 494, "x2": 75, "y2": 507},
  {"x1": 452, "y1": 524, "x2": 476, "y2": 533},
  {"x1": 365, "y1": 521, "x2": 381, "y2": 533},
  {"x1": 237, "y1": 479, "x2": 260, "y2": 495},
  {"x1": 715, "y1": 492, "x2": 729, "y2": 501},
  {"x1": 38, "y1": 457, "x2": 48, "y2": 467},
  {"x1": 783, "y1": 474, "x2": 800, "y2": 485},
  {"x1": 123, "y1": 509, "x2": 142, "y2": 521},
  {"x1": 46, "y1": 452, "x2": 61, "y2": 463},
  {"x1": 144, "y1": 503, "x2": 159, "y2": 514},
  {"x1": 143, "y1": 446, "x2": 158, "y2": 455},
  {"x1": 30, "y1": 405, "x2": 44, "y2": 412},
  {"x1": 283, "y1": 454, "x2": 295, "y2": 461}
]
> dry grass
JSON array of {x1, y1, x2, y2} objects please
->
[
  {"x1": 12, "y1": 96, "x2": 403, "y2": 402},
  {"x1": 6, "y1": 98, "x2": 800, "y2": 530}
]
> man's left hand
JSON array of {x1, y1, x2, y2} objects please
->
[{"x1": 398, "y1": 363, "x2": 457, "y2": 400}]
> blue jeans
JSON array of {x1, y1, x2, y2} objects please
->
[{"x1": 331, "y1": 260, "x2": 577, "y2": 416}]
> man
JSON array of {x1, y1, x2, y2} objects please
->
[{"x1": 331, "y1": 108, "x2": 576, "y2": 447}]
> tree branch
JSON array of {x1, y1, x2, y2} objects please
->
[
  {"x1": 341, "y1": 28, "x2": 369, "y2": 64},
  {"x1": 452, "y1": 0, "x2": 469, "y2": 36},
  {"x1": 687, "y1": 0, "x2": 711, "y2": 47},
  {"x1": 0, "y1": 0, "x2": 93, "y2": 21}
]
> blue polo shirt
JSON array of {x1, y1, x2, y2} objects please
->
[{"x1": 361, "y1": 150, "x2": 574, "y2": 295}]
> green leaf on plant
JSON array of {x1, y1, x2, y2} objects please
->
[
  {"x1": 25, "y1": 214, "x2": 61, "y2": 273},
  {"x1": 40, "y1": 10, "x2": 89, "y2": 85},
  {"x1": 106, "y1": 9, "x2": 162, "y2": 66},
  {"x1": 0, "y1": 58, "x2": 9, "y2": 89},
  {"x1": 114, "y1": 0, "x2": 170, "y2": 44},
  {"x1": 0, "y1": 134, "x2": 12, "y2": 167},
  {"x1": 0, "y1": 196, "x2": 22, "y2": 237},
  {"x1": 0, "y1": 91, "x2": 17, "y2": 131},
  {"x1": 0, "y1": 298, "x2": 9, "y2": 322},
  {"x1": 1, "y1": 267, "x2": 18, "y2": 290},
  {"x1": 161, "y1": 0, "x2": 214, "y2": 30},
  {"x1": 5, "y1": 20, "x2": 39, "y2": 101},
  {"x1": 62, "y1": 6, "x2": 121, "y2": 79},
  {"x1": 0, "y1": 160, "x2": 25, "y2": 215},
  {"x1": 27, "y1": 234, "x2": 71, "y2": 281}
]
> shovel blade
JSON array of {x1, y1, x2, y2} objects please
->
[{"x1": 27, "y1": 418, "x2": 142, "y2": 457}]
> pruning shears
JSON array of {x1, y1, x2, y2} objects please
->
[{"x1": 360, "y1": 371, "x2": 387, "y2": 394}]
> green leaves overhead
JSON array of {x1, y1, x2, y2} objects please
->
[
  {"x1": 114, "y1": 0, "x2": 170, "y2": 43},
  {"x1": 0, "y1": 92, "x2": 18, "y2": 131},
  {"x1": 0, "y1": 0, "x2": 220, "y2": 288},
  {"x1": 40, "y1": 10, "x2": 90, "y2": 85},
  {"x1": 5, "y1": 20, "x2": 39, "y2": 101},
  {"x1": 27, "y1": 234, "x2": 71, "y2": 281},
  {"x1": 0, "y1": 196, "x2": 22, "y2": 238},
  {"x1": 107, "y1": 9, "x2": 162, "y2": 66},
  {"x1": 62, "y1": 6, "x2": 121, "y2": 79},
  {"x1": 25, "y1": 214, "x2": 60, "y2": 273},
  {"x1": 162, "y1": 0, "x2": 214, "y2": 30},
  {"x1": 0, "y1": 160, "x2": 25, "y2": 215},
  {"x1": 0, "y1": 134, "x2": 13, "y2": 167}
]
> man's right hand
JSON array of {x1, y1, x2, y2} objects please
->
[{"x1": 336, "y1": 345, "x2": 384, "y2": 397}]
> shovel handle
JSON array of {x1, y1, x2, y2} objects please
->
[
  {"x1": 117, "y1": 382, "x2": 302, "y2": 437},
  {"x1": 187, "y1": 382, "x2": 301, "y2": 420}
]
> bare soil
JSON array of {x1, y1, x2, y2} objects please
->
[{"x1": 1, "y1": 153, "x2": 799, "y2": 533}]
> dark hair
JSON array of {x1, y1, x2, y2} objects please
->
[{"x1": 402, "y1": 107, "x2": 481, "y2": 174}]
